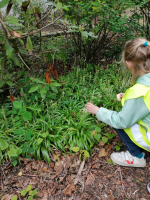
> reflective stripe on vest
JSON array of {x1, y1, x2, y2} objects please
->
[{"x1": 121, "y1": 83, "x2": 150, "y2": 152}]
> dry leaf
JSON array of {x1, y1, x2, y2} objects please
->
[
  {"x1": 63, "y1": 184, "x2": 75, "y2": 196},
  {"x1": 54, "y1": 161, "x2": 61, "y2": 171},
  {"x1": 115, "y1": 180, "x2": 121, "y2": 185},
  {"x1": 18, "y1": 171, "x2": 22, "y2": 176},
  {"x1": 68, "y1": 176, "x2": 73, "y2": 184},
  {"x1": 1, "y1": 194, "x2": 11, "y2": 200},
  {"x1": 92, "y1": 130, "x2": 97, "y2": 136},
  {"x1": 50, "y1": 162, "x2": 55, "y2": 168},
  {"x1": 107, "y1": 174, "x2": 114, "y2": 178},
  {"x1": 41, "y1": 192, "x2": 48, "y2": 200},
  {"x1": 99, "y1": 148, "x2": 108, "y2": 157},
  {"x1": 99, "y1": 139, "x2": 104, "y2": 147},
  {"x1": 85, "y1": 174, "x2": 95, "y2": 186},
  {"x1": 122, "y1": 181, "x2": 129, "y2": 188},
  {"x1": 42, "y1": 167, "x2": 48, "y2": 172},
  {"x1": 12, "y1": 31, "x2": 22, "y2": 38},
  {"x1": 37, "y1": 191, "x2": 44, "y2": 198},
  {"x1": 105, "y1": 144, "x2": 112, "y2": 152}
]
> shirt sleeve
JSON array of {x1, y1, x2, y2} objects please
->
[{"x1": 96, "y1": 97, "x2": 149, "y2": 129}]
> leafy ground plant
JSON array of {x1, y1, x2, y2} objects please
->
[
  {"x1": 0, "y1": 64, "x2": 131, "y2": 164},
  {"x1": 11, "y1": 185, "x2": 38, "y2": 200}
]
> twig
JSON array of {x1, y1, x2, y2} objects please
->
[
  {"x1": 1, "y1": 167, "x2": 6, "y2": 182},
  {"x1": 18, "y1": 53, "x2": 30, "y2": 70},
  {"x1": 78, "y1": 159, "x2": 85, "y2": 176},
  {"x1": 0, "y1": 18, "x2": 11, "y2": 38},
  {"x1": 133, "y1": 189, "x2": 138, "y2": 195},
  {"x1": 22, "y1": 15, "x2": 62, "y2": 38},
  {"x1": 120, "y1": 170, "x2": 129, "y2": 199}
]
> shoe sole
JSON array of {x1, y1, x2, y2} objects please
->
[{"x1": 110, "y1": 154, "x2": 146, "y2": 167}]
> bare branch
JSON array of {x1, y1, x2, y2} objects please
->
[
  {"x1": 22, "y1": 15, "x2": 63, "y2": 38},
  {"x1": 18, "y1": 53, "x2": 30, "y2": 70},
  {"x1": 0, "y1": 12, "x2": 11, "y2": 38}
]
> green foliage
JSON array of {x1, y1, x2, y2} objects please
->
[
  {"x1": 12, "y1": 185, "x2": 38, "y2": 200},
  {"x1": 0, "y1": 64, "x2": 131, "y2": 164}
]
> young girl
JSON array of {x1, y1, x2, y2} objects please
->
[{"x1": 86, "y1": 38, "x2": 150, "y2": 168}]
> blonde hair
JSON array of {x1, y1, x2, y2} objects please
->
[{"x1": 122, "y1": 38, "x2": 150, "y2": 84}]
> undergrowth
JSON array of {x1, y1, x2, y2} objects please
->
[{"x1": 0, "y1": 63, "x2": 131, "y2": 165}]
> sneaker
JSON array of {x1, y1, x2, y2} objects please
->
[
  {"x1": 110, "y1": 151, "x2": 146, "y2": 167},
  {"x1": 147, "y1": 182, "x2": 150, "y2": 193}
]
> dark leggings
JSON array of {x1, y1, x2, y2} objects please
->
[{"x1": 114, "y1": 128, "x2": 142, "y2": 157}]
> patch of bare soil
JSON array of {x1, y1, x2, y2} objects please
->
[{"x1": 1, "y1": 131, "x2": 150, "y2": 200}]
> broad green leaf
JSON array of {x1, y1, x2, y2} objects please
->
[
  {"x1": 18, "y1": 39, "x2": 24, "y2": 45},
  {"x1": 82, "y1": 150, "x2": 90, "y2": 157},
  {"x1": 0, "y1": 80, "x2": 5, "y2": 87},
  {"x1": 0, "y1": 138, "x2": 8, "y2": 150},
  {"x1": 26, "y1": 184, "x2": 32, "y2": 192},
  {"x1": 50, "y1": 86, "x2": 58, "y2": 93},
  {"x1": 88, "y1": 32, "x2": 98, "y2": 38},
  {"x1": 13, "y1": 55, "x2": 21, "y2": 67},
  {"x1": 25, "y1": 130, "x2": 32, "y2": 141},
  {"x1": 41, "y1": 147, "x2": 50, "y2": 164},
  {"x1": 100, "y1": 123, "x2": 105, "y2": 128},
  {"x1": 102, "y1": 137, "x2": 108, "y2": 144},
  {"x1": 37, "y1": 138, "x2": 43, "y2": 145},
  {"x1": 95, "y1": 127, "x2": 101, "y2": 132},
  {"x1": 14, "y1": 116, "x2": 20, "y2": 121},
  {"x1": 94, "y1": 133, "x2": 101, "y2": 141},
  {"x1": 11, "y1": 195, "x2": 18, "y2": 200},
  {"x1": 29, "y1": 86, "x2": 39, "y2": 93},
  {"x1": 34, "y1": 7, "x2": 41, "y2": 19},
  {"x1": 26, "y1": 36, "x2": 33, "y2": 52},
  {"x1": 70, "y1": 147, "x2": 79, "y2": 152},
  {"x1": 6, "y1": 20, "x2": 24, "y2": 26},
  {"x1": 27, "y1": 197, "x2": 33, "y2": 200},
  {"x1": 5, "y1": 16, "x2": 23, "y2": 22},
  {"x1": 27, "y1": 105, "x2": 41, "y2": 112},
  {"x1": 81, "y1": 31, "x2": 88, "y2": 38},
  {"x1": 12, "y1": 160, "x2": 17, "y2": 167},
  {"x1": 41, "y1": 93, "x2": 46, "y2": 99},
  {"x1": 6, "y1": 81, "x2": 12, "y2": 86},
  {"x1": 29, "y1": 77, "x2": 44, "y2": 83},
  {"x1": 16, "y1": 0, "x2": 22, "y2": 6},
  {"x1": 115, "y1": 145, "x2": 120, "y2": 151},
  {"x1": 41, "y1": 132, "x2": 48, "y2": 138},
  {"x1": 0, "y1": 0, "x2": 10, "y2": 8},
  {"x1": 13, "y1": 101, "x2": 22, "y2": 109},
  {"x1": 8, "y1": 148, "x2": 17, "y2": 157},
  {"x1": 29, "y1": 188, "x2": 38, "y2": 196},
  {"x1": 23, "y1": 111, "x2": 32, "y2": 121},
  {"x1": 20, "y1": 189, "x2": 27, "y2": 196},
  {"x1": 17, "y1": 148, "x2": 22, "y2": 155},
  {"x1": 50, "y1": 82, "x2": 61, "y2": 87},
  {"x1": 106, "y1": 159, "x2": 114, "y2": 164},
  {"x1": 18, "y1": 107, "x2": 26, "y2": 115},
  {"x1": 5, "y1": 41, "x2": 14, "y2": 59},
  {"x1": 40, "y1": 86, "x2": 47, "y2": 94}
]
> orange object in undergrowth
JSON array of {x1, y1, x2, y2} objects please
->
[
  {"x1": 45, "y1": 64, "x2": 59, "y2": 84},
  {"x1": 10, "y1": 94, "x2": 15, "y2": 102},
  {"x1": 46, "y1": 73, "x2": 51, "y2": 85}
]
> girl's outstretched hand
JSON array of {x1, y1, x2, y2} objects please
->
[
  {"x1": 116, "y1": 93, "x2": 125, "y2": 102},
  {"x1": 86, "y1": 102, "x2": 99, "y2": 114}
]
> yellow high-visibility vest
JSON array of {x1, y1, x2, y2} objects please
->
[{"x1": 121, "y1": 83, "x2": 150, "y2": 151}]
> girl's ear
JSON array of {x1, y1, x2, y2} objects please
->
[{"x1": 126, "y1": 61, "x2": 132, "y2": 69}]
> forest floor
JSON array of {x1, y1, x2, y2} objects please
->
[
  {"x1": 1, "y1": 127, "x2": 150, "y2": 200},
  {"x1": 1, "y1": 59, "x2": 150, "y2": 200}
]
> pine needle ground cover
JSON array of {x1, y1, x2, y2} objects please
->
[{"x1": 0, "y1": 64, "x2": 131, "y2": 165}]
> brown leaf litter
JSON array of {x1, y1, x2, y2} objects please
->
[{"x1": 1, "y1": 134, "x2": 150, "y2": 200}]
